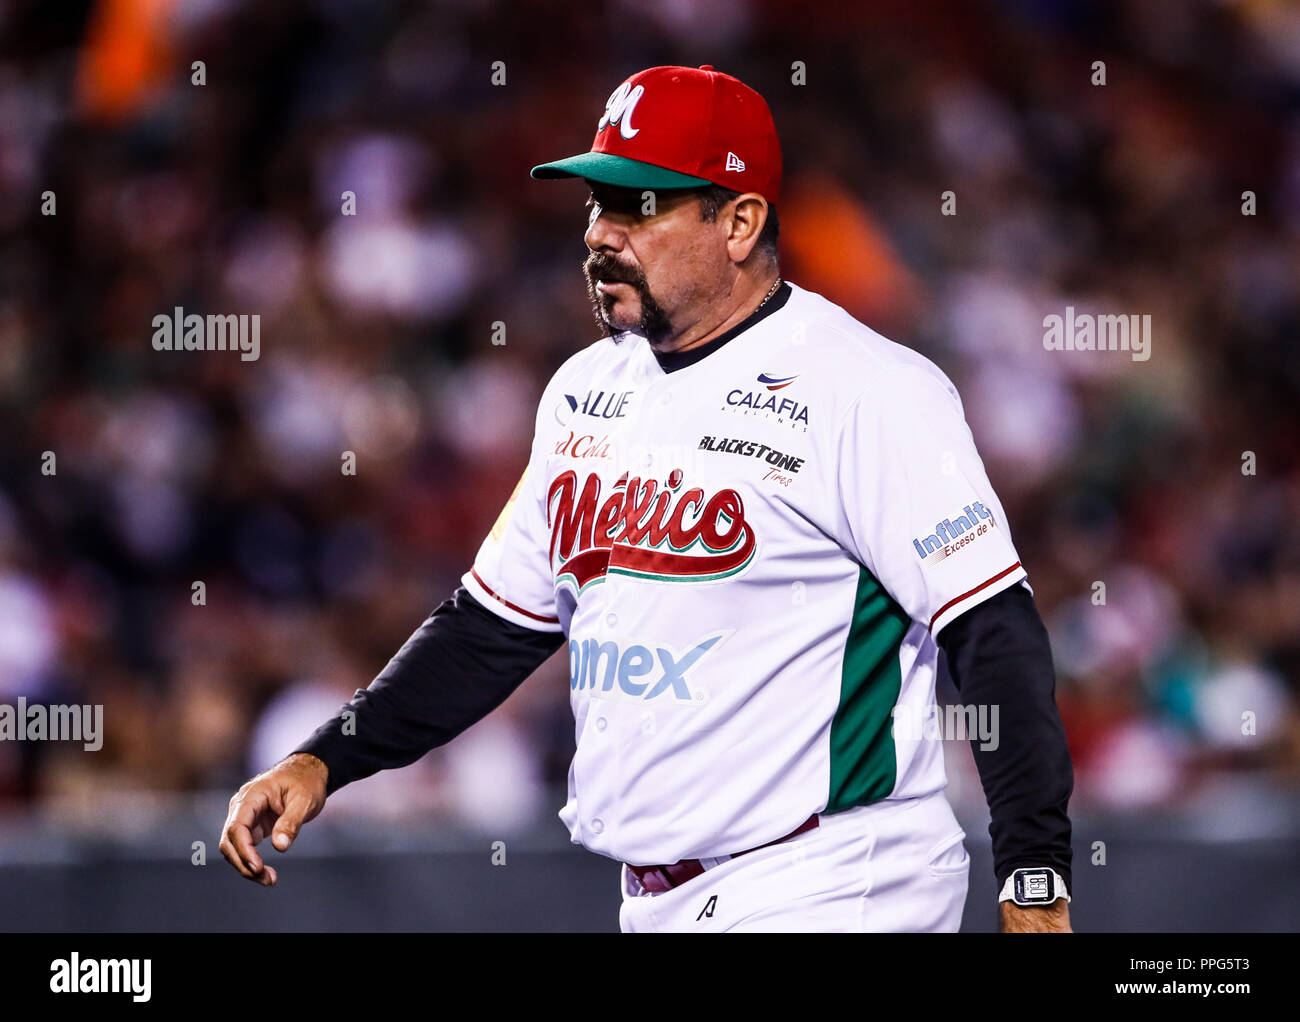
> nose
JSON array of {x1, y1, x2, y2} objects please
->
[{"x1": 584, "y1": 203, "x2": 625, "y2": 255}]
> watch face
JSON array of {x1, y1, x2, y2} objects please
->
[{"x1": 1014, "y1": 868, "x2": 1054, "y2": 903}]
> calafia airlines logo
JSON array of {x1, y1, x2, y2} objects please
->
[
  {"x1": 723, "y1": 372, "x2": 811, "y2": 431},
  {"x1": 757, "y1": 372, "x2": 797, "y2": 390},
  {"x1": 547, "y1": 467, "x2": 757, "y2": 592}
]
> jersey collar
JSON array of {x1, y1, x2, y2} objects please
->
[{"x1": 651, "y1": 281, "x2": 792, "y2": 374}]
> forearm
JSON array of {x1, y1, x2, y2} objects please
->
[
  {"x1": 937, "y1": 583, "x2": 1074, "y2": 889},
  {"x1": 294, "y1": 586, "x2": 565, "y2": 795}
]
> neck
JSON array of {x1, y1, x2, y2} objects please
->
[{"x1": 651, "y1": 269, "x2": 780, "y2": 354}]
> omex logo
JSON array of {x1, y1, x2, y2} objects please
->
[{"x1": 569, "y1": 632, "x2": 728, "y2": 703}]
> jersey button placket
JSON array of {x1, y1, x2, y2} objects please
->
[{"x1": 650, "y1": 388, "x2": 672, "y2": 466}]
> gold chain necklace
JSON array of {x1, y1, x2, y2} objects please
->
[{"x1": 756, "y1": 277, "x2": 783, "y2": 311}]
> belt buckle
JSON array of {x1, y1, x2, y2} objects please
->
[
  {"x1": 643, "y1": 860, "x2": 701, "y2": 893},
  {"x1": 630, "y1": 864, "x2": 675, "y2": 895},
  {"x1": 630, "y1": 815, "x2": 818, "y2": 894}
]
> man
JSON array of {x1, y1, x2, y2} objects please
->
[{"x1": 220, "y1": 65, "x2": 1074, "y2": 933}]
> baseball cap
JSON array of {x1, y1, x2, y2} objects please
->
[{"x1": 531, "y1": 65, "x2": 782, "y2": 205}]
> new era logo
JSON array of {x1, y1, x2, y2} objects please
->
[{"x1": 725, "y1": 151, "x2": 745, "y2": 172}]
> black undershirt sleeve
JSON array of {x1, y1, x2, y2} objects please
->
[
  {"x1": 936, "y1": 583, "x2": 1074, "y2": 890},
  {"x1": 292, "y1": 587, "x2": 565, "y2": 795}
]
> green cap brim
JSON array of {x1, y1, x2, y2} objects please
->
[{"x1": 530, "y1": 151, "x2": 711, "y2": 190}]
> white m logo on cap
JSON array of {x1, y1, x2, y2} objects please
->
[{"x1": 598, "y1": 83, "x2": 645, "y2": 140}]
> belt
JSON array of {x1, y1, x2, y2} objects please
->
[{"x1": 626, "y1": 814, "x2": 820, "y2": 894}]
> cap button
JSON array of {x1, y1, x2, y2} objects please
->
[{"x1": 699, "y1": 64, "x2": 715, "y2": 71}]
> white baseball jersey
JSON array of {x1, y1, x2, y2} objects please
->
[{"x1": 462, "y1": 281, "x2": 1028, "y2": 867}]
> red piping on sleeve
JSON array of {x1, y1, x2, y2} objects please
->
[
  {"x1": 470, "y1": 568, "x2": 560, "y2": 625},
  {"x1": 929, "y1": 562, "x2": 1023, "y2": 631}
]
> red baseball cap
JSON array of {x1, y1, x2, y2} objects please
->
[{"x1": 531, "y1": 65, "x2": 782, "y2": 205}]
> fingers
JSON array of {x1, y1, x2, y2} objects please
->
[
  {"x1": 221, "y1": 785, "x2": 278, "y2": 886},
  {"x1": 219, "y1": 833, "x2": 256, "y2": 880},
  {"x1": 220, "y1": 770, "x2": 319, "y2": 886},
  {"x1": 271, "y1": 787, "x2": 313, "y2": 852},
  {"x1": 231, "y1": 788, "x2": 270, "y2": 874},
  {"x1": 221, "y1": 824, "x2": 275, "y2": 885}
]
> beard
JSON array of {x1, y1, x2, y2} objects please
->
[{"x1": 583, "y1": 252, "x2": 674, "y2": 345}]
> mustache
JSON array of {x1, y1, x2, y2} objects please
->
[{"x1": 584, "y1": 252, "x2": 644, "y2": 286}]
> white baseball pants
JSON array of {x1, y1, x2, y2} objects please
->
[{"x1": 618, "y1": 790, "x2": 970, "y2": 933}]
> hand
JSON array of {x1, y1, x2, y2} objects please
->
[
  {"x1": 220, "y1": 752, "x2": 329, "y2": 886},
  {"x1": 999, "y1": 898, "x2": 1072, "y2": 932}
]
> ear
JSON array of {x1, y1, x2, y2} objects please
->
[{"x1": 725, "y1": 193, "x2": 770, "y2": 264}]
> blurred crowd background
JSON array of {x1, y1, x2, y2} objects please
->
[{"x1": 1, "y1": 0, "x2": 1299, "y2": 847}]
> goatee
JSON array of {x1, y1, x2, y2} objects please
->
[{"x1": 584, "y1": 252, "x2": 674, "y2": 345}]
